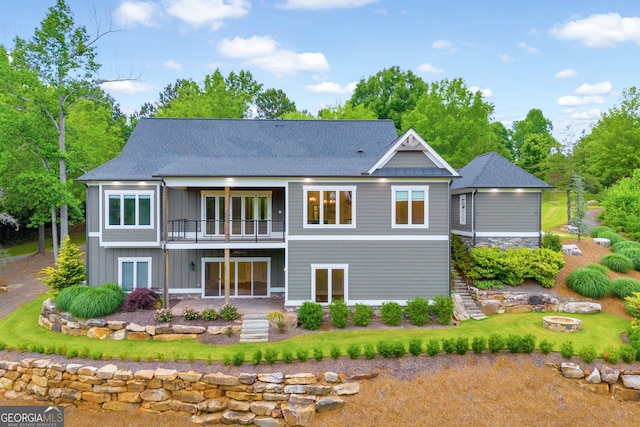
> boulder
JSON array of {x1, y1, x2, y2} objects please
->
[
  {"x1": 622, "y1": 375, "x2": 640, "y2": 390},
  {"x1": 221, "y1": 410, "x2": 255, "y2": 425},
  {"x1": 562, "y1": 244, "x2": 582, "y2": 256},
  {"x1": 315, "y1": 396, "x2": 344, "y2": 413},
  {"x1": 282, "y1": 403, "x2": 315, "y2": 427},
  {"x1": 453, "y1": 294, "x2": 471, "y2": 320},
  {"x1": 586, "y1": 367, "x2": 601, "y2": 384},
  {"x1": 334, "y1": 382, "x2": 360, "y2": 395},
  {"x1": 593, "y1": 238, "x2": 611, "y2": 248},
  {"x1": 561, "y1": 362, "x2": 584, "y2": 379},
  {"x1": 562, "y1": 302, "x2": 601, "y2": 314},
  {"x1": 600, "y1": 365, "x2": 620, "y2": 384}
]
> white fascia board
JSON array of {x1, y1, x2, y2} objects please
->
[{"x1": 162, "y1": 177, "x2": 290, "y2": 187}]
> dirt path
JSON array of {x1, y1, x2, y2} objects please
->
[{"x1": 0, "y1": 253, "x2": 51, "y2": 320}]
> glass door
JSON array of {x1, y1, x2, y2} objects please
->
[{"x1": 202, "y1": 258, "x2": 270, "y2": 297}]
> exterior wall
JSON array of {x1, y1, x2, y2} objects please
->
[
  {"x1": 475, "y1": 191, "x2": 540, "y2": 233},
  {"x1": 287, "y1": 239, "x2": 450, "y2": 303},
  {"x1": 451, "y1": 193, "x2": 472, "y2": 233},
  {"x1": 383, "y1": 151, "x2": 437, "y2": 168},
  {"x1": 100, "y1": 184, "x2": 161, "y2": 244},
  {"x1": 457, "y1": 235, "x2": 541, "y2": 250}
]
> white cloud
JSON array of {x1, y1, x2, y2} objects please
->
[
  {"x1": 374, "y1": 9, "x2": 387, "y2": 15},
  {"x1": 557, "y1": 95, "x2": 605, "y2": 106},
  {"x1": 101, "y1": 80, "x2": 154, "y2": 94},
  {"x1": 517, "y1": 42, "x2": 541, "y2": 54},
  {"x1": 217, "y1": 35, "x2": 329, "y2": 77},
  {"x1": 163, "y1": 60, "x2": 183, "y2": 71},
  {"x1": 276, "y1": 0, "x2": 379, "y2": 10},
  {"x1": 550, "y1": 13, "x2": 640, "y2": 48},
  {"x1": 469, "y1": 87, "x2": 494, "y2": 98},
  {"x1": 113, "y1": 1, "x2": 158, "y2": 27},
  {"x1": 417, "y1": 63, "x2": 444, "y2": 74},
  {"x1": 555, "y1": 68, "x2": 578, "y2": 79},
  {"x1": 571, "y1": 109, "x2": 601, "y2": 120},
  {"x1": 165, "y1": 0, "x2": 251, "y2": 30},
  {"x1": 306, "y1": 81, "x2": 357, "y2": 94},
  {"x1": 432, "y1": 39, "x2": 455, "y2": 54},
  {"x1": 575, "y1": 81, "x2": 612, "y2": 96},
  {"x1": 498, "y1": 54, "x2": 512, "y2": 63}
]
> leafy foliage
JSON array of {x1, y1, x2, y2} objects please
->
[
  {"x1": 377, "y1": 340, "x2": 405, "y2": 358},
  {"x1": 68, "y1": 284, "x2": 125, "y2": 318},
  {"x1": 451, "y1": 233, "x2": 472, "y2": 273},
  {"x1": 432, "y1": 296, "x2": 454, "y2": 325},
  {"x1": 122, "y1": 288, "x2": 160, "y2": 312},
  {"x1": 38, "y1": 235, "x2": 85, "y2": 294},
  {"x1": 577, "y1": 344, "x2": 597, "y2": 363},
  {"x1": 590, "y1": 226, "x2": 614, "y2": 238},
  {"x1": 455, "y1": 337, "x2": 469, "y2": 355},
  {"x1": 488, "y1": 334, "x2": 505, "y2": 353},
  {"x1": 298, "y1": 301, "x2": 323, "y2": 330},
  {"x1": 617, "y1": 249, "x2": 640, "y2": 270},
  {"x1": 560, "y1": 341, "x2": 575, "y2": 359},
  {"x1": 601, "y1": 253, "x2": 634, "y2": 273},
  {"x1": 154, "y1": 308, "x2": 173, "y2": 323},
  {"x1": 566, "y1": 268, "x2": 611, "y2": 299},
  {"x1": 201, "y1": 307, "x2": 218, "y2": 321},
  {"x1": 405, "y1": 297, "x2": 430, "y2": 326},
  {"x1": 353, "y1": 303, "x2": 373, "y2": 327},
  {"x1": 539, "y1": 339, "x2": 554, "y2": 354},
  {"x1": 181, "y1": 307, "x2": 199, "y2": 321},
  {"x1": 346, "y1": 343, "x2": 361, "y2": 360},
  {"x1": 426, "y1": 338, "x2": 441, "y2": 356},
  {"x1": 408, "y1": 338, "x2": 422, "y2": 356},
  {"x1": 625, "y1": 292, "x2": 640, "y2": 328},
  {"x1": 55, "y1": 285, "x2": 89, "y2": 312},
  {"x1": 219, "y1": 304, "x2": 238, "y2": 321},
  {"x1": 328, "y1": 299, "x2": 350, "y2": 328},
  {"x1": 597, "y1": 230, "x2": 626, "y2": 246},
  {"x1": 612, "y1": 241, "x2": 640, "y2": 253},
  {"x1": 541, "y1": 233, "x2": 563, "y2": 252},
  {"x1": 471, "y1": 336, "x2": 487, "y2": 354},
  {"x1": 380, "y1": 301, "x2": 403, "y2": 326}
]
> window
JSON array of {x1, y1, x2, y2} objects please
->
[
  {"x1": 202, "y1": 192, "x2": 271, "y2": 236},
  {"x1": 118, "y1": 258, "x2": 151, "y2": 292},
  {"x1": 392, "y1": 186, "x2": 428, "y2": 228},
  {"x1": 459, "y1": 194, "x2": 467, "y2": 225},
  {"x1": 304, "y1": 186, "x2": 355, "y2": 227},
  {"x1": 312, "y1": 264, "x2": 348, "y2": 304},
  {"x1": 106, "y1": 191, "x2": 153, "y2": 228}
]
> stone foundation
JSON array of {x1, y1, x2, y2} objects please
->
[{"x1": 457, "y1": 235, "x2": 541, "y2": 250}]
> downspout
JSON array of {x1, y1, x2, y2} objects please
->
[
  {"x1": 162, "y1": 179, "x2": 169, "y2": 309},
  {"x1": 472, "y1": 189, "x2": 477, "y2": 247}
]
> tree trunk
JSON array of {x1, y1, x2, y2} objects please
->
[
  {"x1": 38, "y1": 224, "x2": 45, "y2": 254},
  {"x1": 51, "y1": 206, "x2": 58, "y2": 264},
  {"x1": 58, "y1": 90, "x2": 68, "y2": 247}
]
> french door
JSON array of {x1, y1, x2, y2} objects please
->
[
  {"x1": 203, "y1": 258, "x2": 269, "y2": 297},
  {"x1": 203, "y1": 192, "x2": 270, "y2": 237}
]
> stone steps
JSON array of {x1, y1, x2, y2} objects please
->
[
  {"x1": 452, "y1": 272, "x2": 488, "y2": 321},
  {"x1": 239, "y1": 314, "x2": 269, "y2": 343}
]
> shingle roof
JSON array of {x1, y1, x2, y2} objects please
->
[
  {"x1": 451, "y1": 152, "x2": 552, "y2": 190},
  {"x1": 78, "y1": 118, "x2": 454, "y2": 181}
]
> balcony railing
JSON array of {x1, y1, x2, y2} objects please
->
[{"x1": 168, "y1": 219, "x2": 285, "y2": 243}]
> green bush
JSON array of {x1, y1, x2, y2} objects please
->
[
  {"x1": 451, "y1": 233, "x2": 472, "y2": 273},
  {"x1": 251, "y1": 350, "x2": 263, "y2": 366},
  {"x1": 601, "y1": 253, "x2": 634, "y2": 273},
  {"x1": 55, "y1": 285, "x2": 89, "y2": 312},
  {"x1": 38, "y1": 235, "x2": 86, "y2": 294},
  {"x1": 282, "y1": 349, "x2": 294, "y2": 364},
  {"x1": 296, "y1": 348, "x2": 309, "y2": 363},
  {"x1": 298, "y1": 301, "x2": 324, "y2": 330},
  {"x1": 232, "y1": 352, "x2": 245, "y2": 366},
  {"x1": 405, "y1": 297, "x2": 430, "y2": 326},
  {"x1": 264, "y1": 349, "x2": 278, "y2": 365},
  {"x1": 539, "y1": 339, "x2": 554, "y2": 354},
  {"x1": 219, "y1": 304, "x2": 239, "y2": 321},
  {"x1": 353, "y1": 303, "x2": 373, "y2": 327},
  {"x1": 566, "y1": 268, "x2": 611, "y2": 299},
  {"x1": 488, "y1": 334, "x2": 504, "y2": 353},
  {"x1": 455, "y1": 337, "x2": 469, "y2": 355},
  {"x1": 521, "y1": 333, "x2": 536, "y2": 354},
  {"x1": 201, "y1": 307, "x2": 218, "y2": 321},
  {"x1": 377, "y1": 340, "x2": 405, "y2": 358},
  {"x1": 408, "y1": 338, "x2": 422, "y2": 356},
  {"x1": 346, "y1": 343, "x2": 361, "y2": 360},
  {"x1": 617, "y1": 249, "x2": 640, "y2": 270},
  {"x1": 474, "y1": 280, "x2": 503, "y2": 290},
  {"x1": 330, "y1": 345, "x2": 341, "y2": 360},
  {"x1": 181, "y1": 306, "x2": 199, "y2": 321},
  {"x1": 585, "y1": 263, "x2": 608, "y2": 274},
  {"x1": 441, "y1": 338, "x2": 456, "y2": 354},
  {"x1": 590, "y1": 226, "x2": 614, "y2": 238},
  {"x1": 426, "y1": 338, "x2": 441, "y2": 356},
  {"x1": 619, "y1": 345, "x2": 638, "y2": 364},
  {"x1": 603, "y1": 346, "x2": 619, "y2": 364},
  {"x1": 505, "y1": 335, "x2": 523, "y2": 353},
  {"x1": 598, "y1": 230, "x2": 626, "y2": 245},
  {"x1": 471, "y1": 336, "x2": 487, "y2": 354},
  {"x1": 529, "y1": 248, "x2": 566, "y2": 288},
  {"x1": 433, "y1": 296, "x2": 454, "y2": 325},
  {"x1": 363, "y1": 344, "x2": 376, "y2": 360},
  {"x1": 380, "y1": 301, "x2": 403, "y2": 326},
  {"x1": 541, "y1": 233, "x2": 563, "y2": 252},
  {"x1": 313, "y1": 347, "x2": 324, "y2": 362},
  {"x1": 68, "y1": 285, "x2": 126, "y2": 318},
  {"x1": 328, "y1": 299, "x2": 350, "y2": 328},
  {"x1": 577, "y1": 344, "x2": 597, "y2": 363},
  {"x1": 560, "y1": 341, "x2": 574, "y2": 359},
  {"x1": 612, "y1": 278, "x2": 640, "y2": 299},
  {"x1": 612, "y1": 240, "x2": 640, "y2": 253}
]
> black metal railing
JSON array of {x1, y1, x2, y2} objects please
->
[{"x1": 167, "y1": 219, "x2": 285, "y2": 243}]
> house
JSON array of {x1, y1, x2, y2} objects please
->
[
  {"x1": 78, "y1": 118, "x2": 460, "y2": 307},
  {"x1": 450, "y1": 151, "x2": 553, "y2": 250}
]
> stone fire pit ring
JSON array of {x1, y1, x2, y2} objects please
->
[{"x1": 542, "y1": 315, "x2": 582, "y2": 332}]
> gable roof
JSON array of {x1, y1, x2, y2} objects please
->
[
  {"x1": 451, "y1": 152, "x2": 552, "y2": 190},
  {"x1": 78, "y1": 118, "x2": 457, "y2": 181}
]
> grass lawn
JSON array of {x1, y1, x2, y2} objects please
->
[
  {"x1": 5, "y1": 229, "x2": 86, "y2": 257},
  {"x1": 0, "y1": 295, "x2": 631, "y2": 363},
  {"x1": 542, "y1": 190, "x2": 568, "y2": 231}
]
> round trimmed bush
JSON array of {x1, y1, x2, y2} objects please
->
[
  {"x1": 598, "y1": 230, "x2": 626, "y2": 245},
  {"x1": 298, "y1": 301, "x2": 324, "y2": 330},
  {"x1": 612, "y1": 240, "x2": 640, "y2": 252},
  {"x1": 68, "y1": 285, "x2": 126, "y2": 318},
  {"x1": 55, "y1": 285, "x2": 90, "y2": 312},
  {"x1": 617, "y1": 248, "x2": 640, "y2": 270},
  {"x1": 590, "y1": 226, "x2": 614, "y2": 238},
  {"x1": 601, "y1": 253, "x2": 634, "y2": 273},
  {"x1": 611, "y1": 278, "x2": 640, "y2": 299},
  {"x1": 541, "y1": 233, "x2": 563, "y2": 252},
  {"x1": 380, "y1": 301, "x2": 403, "y2": 326},
  {"x1": 566, "y1": 268, "x2": 611, "y2": 299}
]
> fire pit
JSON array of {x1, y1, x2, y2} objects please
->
[{"x1": 542, "y1": 316, "x2": 582, "y2": 332}]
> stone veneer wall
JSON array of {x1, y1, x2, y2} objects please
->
[
  {"x1": 457, "y1": 235, "x2": 540, "y2": 250},
  {"x1": 0, "y1": 358, "x2": 364, "y2": 426}
]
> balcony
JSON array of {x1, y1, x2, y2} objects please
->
[{"x1": 168, "y1": 219, "x2": 285, "y2": 243}]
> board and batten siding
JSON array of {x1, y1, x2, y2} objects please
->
[
  {"x1": 288, "y1": 180, "x2": 450, "y2": 236},
  {"x1": 475, "y1": 192, "x2": 540, "y2": 232},
  {"x1": 451, "y1": 193, "x2": 473, "y2": 233},
  {"x1": 383, "y1": 151, "x2": 438, "y2": 168},
  {"x1": 287, "y1": 240, "x2": 450, "y2": 302},
  {"x1": 101, "y1": 184, "x2": 160, "y2": 244}
]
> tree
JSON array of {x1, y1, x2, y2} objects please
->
[
  {"x1": 318, "y1": 102, "x2": 377, "y2": 120},
  {"x1": 401, "y1": 78, "x2": 507, "y2": 168},
  {"x1": 490, "y1": 121, "x2": 514, "y2": 160},
  {"x1": 510, "y1": 109, "x2": 559, "y2": 177},
  {"x1": 255, "y1": 88, "x2": 296, "y2": 119},
  {"x1": 600, "y1": 169, "x2": 640, "y2": 240},
  {"x1": 38, "y1": 234, "x2": 85, "y2": 294},
  {"x1": 349, "y1": 66, "x2": 427, "y2": 129}
]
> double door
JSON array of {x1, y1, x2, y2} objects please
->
[{"x1": 203, "y1": 258, "x2": 269, "y2": 297}]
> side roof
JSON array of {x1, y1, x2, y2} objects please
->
[
  {"x1": 78, "y1": 118, "x2": 457, "y2": 181},
  {"x1": 451, "y1": 152, "x2": 552, "y2": 190}
]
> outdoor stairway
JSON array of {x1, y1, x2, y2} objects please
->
[
  {"x1": 239, "y1": 314, "x2": 270, "y2": 343},
  {"x1": 452, "y1": 271, "x2": 488, "y2": 320}
]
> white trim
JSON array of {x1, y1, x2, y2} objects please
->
[
  {"x1": 476, "y1": 188, "x2": 543, "y2": 193},
  {"x1": 285, "y1": 299, "x2": 412, "y2": 307},
  {"x1": 118, "y1": 257, "x2": 152, "y2": 291},
  {"x1": 302, "y1": 186, "x2": 356, "y2": 229},
  {"x1": 201, "y1": 257, "x2": 271, "y2": 298},
  {"x1": 288, "y1": 234, "x2": 448, "y2": 241},
  {"x1": 459, "y1": 194, "x2": 467, "y2": 226},
  {"x1": 391, "y1": 186, "x2": 429, "y2": 229},
  {"x1": 168, "y1": 289, "x2": 202, "y2": 294},
  {"x1": 102, "y1": 242, "x2": 162, "y2": 248},
  {"x1": 105, "y1": 190, "x2": 155, "y2": 229},
  {"x1": 451, "y1": 230, "x2": 474, "y2": 237},
  {"x1": 88, "y1": 232, "x2": 100, "y2": 237},
  {"x1": 311, "y1": 263, "x2": 349, "y2": 304},
  {"x1": 165, "y1": 242, "x2": 286, "y2": 250},
  {"x1": 200, "y1": 191, "x2": 273, "y2": 238},
  {"x1": 164, "y1": 177, "x2": 289, "y2": 187}
]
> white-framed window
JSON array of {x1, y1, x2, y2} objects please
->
[
  {"x1": 311, "y1": 264, "x2": 348, "y2": 304},
  {"x1": 391, "y1": 186, "x2": 429, "y2": 228},
  {"x1": 303, "y1": 186, "x2": 355, "y2": 228},
  {"x1": 201, "y1": 191, "x2": 271, "y2": 236},
  {"x1": 459, "y1": 194, "x2": 467, "y2": 226},
  {"x1": 106, "y1": 190, "x2": 154, "y2": 229},
  {"x1": 118, "y1": 257, "x2": 152, "y2": 292}
]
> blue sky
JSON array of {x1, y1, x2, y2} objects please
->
[{"x1": 2, "y1": 0, "x2": 639, "y2": 140}]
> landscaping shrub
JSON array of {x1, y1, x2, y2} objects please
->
[
  {"x1": 380, "y1": 301, "x2": 403, "y2": 326},
  {"x1": 296, "y1": 348, "x2": 309, "y2": 362},
  {"x1": 251, "y1": 350, "x2": 263, "y2": 366},
  {"x1": 377, "y1": 341, "x2": 405, "y2": 358},
  {"x1": 282, "y1": 349, "x2": 294, "y2": 364},
  {"x1": 298, "y1": 301, "x2": 324, "y2": 330},
  {"x1": 598, "y1": 230, "x2": 626, "y2": 245},
  {"x1": 566, "y1": 268, "x2": 611, "y2": 299},
  {"x1": 474, "y1": 280, "x2": 503, "y2": 290},
  {"x1": 353, "y1": 303, "x2": 373, "y2": 327},
  {"x1": 267, "y1": 311, "x2": 285, "y2": 331},
  {"x1": 619, "y1": 345, "x2": 638, "y2": 364},
  {"x1": 330, "y1": 345, "x2": 341, "y2": 360},
  {"x1": 232, "y1": 352, "x2": 245, "y2": 366},
  {"x1": 154, "y1": 308, "x2": 173, "y2": 322},
  {"x1": 451, "y1": 233, "x2": 472, "y2": 273},
  {"x1": 55, "y1": 285, "x2": 89, "y2": 312},
  {"x1": 585, "y1": 263, "x2": 608, "y2": 274},
  {"x1": 264, "y1": 349, "x2": 278, "y2": 365},
  {"x1": 577, "y1": 344, "x2": 597, "y2": 363},
  {"x1": 122, "y1": 288, "x2": 160, "y2": 312},
  {"x1": 363, "y1": 344, "x2": 376, "y2": 360},
  {"x1": 612, "y1": 278, "x2": 640, "y2": 299},
  {"x1": 38, "y1": 235, "x2": 85, "y2": 294},
  {"x1": 603, "y1": 346, "x2": 620, "y2": 363},
  {"x1": 488, "y1": 334, "x2": 504, "y2": 353},
  {"x1": 219, "y1": 304, "x2": 239, "y2": 321},
  {"x1": 68, "y1": 285, "x2": 125, "y2": 318},
  {"x1": 346, "y1": 343, "x2": 361, "y2": 360},
  {"x1": 590, "y1": 226, "x2": 614, "y2": 238},
  {"x1": 201, "y1": 307, "x2": 218, "y2": 321},
  {"x1": 601, "y1": 253, "x2": 634, "y2": 273},
  {"x1": 181, "y1": 306, "x2": 199, "y2": 321},
  {"x1": 505, "y1": 334, "x2": 523, "y2": 353},
  {"x1": 521, "y1": 333, "x2": 536, "y2": 354},
  {"x1": 441, "y1": 338, "x2": 456, "y2": 354},
  {"x1": 560, "y1": 341, "x2": 574, "y2": 359},
  {"x1": 433, "y1": 296, "x2": 454, "y2": 325},
  {"x1": 405, "y1": 297, "x2": 430, "y2": 326},
  {"x1": 471, "y1": 336, "x2": 487, "y2": 354},
  {"x1": 529, "y1": 248, "x2": 566, "y2": 288},
  {"x1": 329, "y1": 299, "x2": 350, "y2": 328},
  {"x1": 455, "y1": 337, "x2": 469, "y2": 355},
  {"x1": 408, "y1": 338, "x2": 422, "y2": 356},
  {"x1": 313, "y1": 347, "x2": 324, "y2": 361},
  {"x1": 541, "y1": 233, "x2": 563, "y2": 252},
  {"x1": 612, "y1": 240, "x2": 640, "y2": 253},
  {"x1": 426, "y1": 338, "x2": 441, "y2": 356},
  {"x1": 617, "y1": 248, "x2": 640, "y2": 270}
]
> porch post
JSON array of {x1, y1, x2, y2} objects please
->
[{"x1": 224, "y1": 186, "x2": 231, "y2": 305}]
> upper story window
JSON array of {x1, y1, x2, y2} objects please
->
[
  {"x1": 106, "y1": 191, "x2": 154, "y2": 228},
  {"x1": 304, "y1": 186, "x2": 355, "y2": 228},
  {"x1": 459, "y1": 194, "x2": 467, "y2": 225},
  {"x1": 392, "y1": 186, "x2": 428, "y2": 228}
]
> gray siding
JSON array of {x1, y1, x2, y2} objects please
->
[
  {"x1": 451, "y1": 193, "x2": 472, "y2": 233},
  {"x1": 383, "y1": 151, "x2": 437, "y2": 168},
  {"x1": 475, "y1": 192, "x2": 540, "y2": 232},
  {"x1": 288, "y1": 240, "x2": 449, "y2": 302},
  {"x1": 289, "y1": 181, "x2": 450, "y2": 236},
  {"x1": 86, "y1": 186, "x2": 99, "y2": 233},
  {"x1": 101, "y1": 184, "x2": 160, "y2": 243}
]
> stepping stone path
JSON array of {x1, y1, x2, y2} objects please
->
[
  {"x1": 239, "y1": 314, "x2": 270, "y2": 343},
  {"x1": 452, "y1": 271, "x2": 488, "y2": 320}
]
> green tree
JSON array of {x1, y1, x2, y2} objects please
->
[
  {"x1": 255, "y1": 88, "x2": 296, "y2": 119},
  {"x1": 349, "y1": 66, "x2": 427, "y2": 129},
  {"x1": 512, "y1": 109, "x2": 556, "y2": 158},
  {"x1": 600, "y1": 169, "x2": 640, "y2": 240},
  {"x1": 318, "y1": 102, "x2": 377, "y2": 120},
  {"x1": 490, "y1": 121, "x2": 514, "y2": 160},
  {"x1": 38, "y1": 235, "x2": 85, "y2": 294},
  {"x1": 511, "y1": 109, "x2": 560, "y2": 177}
]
